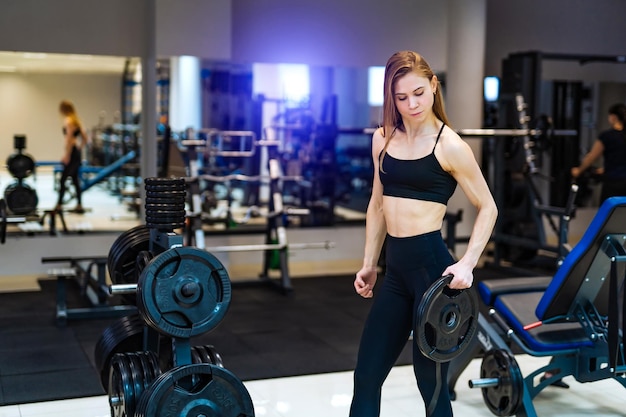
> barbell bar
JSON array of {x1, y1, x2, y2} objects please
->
[
  {"x1": 338, "y1": 127, "x2": 578, "y2": 137},
  {"x1": 458, "y1": 128, "x2": 577, "y2": 137},
  {"x1": 468, "y1": 377, "x2": 501, "y2": 388},
  {"x1": 203, "y1": 240, "x2": 335, "y2": 253}
]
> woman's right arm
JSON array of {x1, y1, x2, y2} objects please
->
[{"x1": 354, "y1": 129, "x2": 387, "y2": 297}]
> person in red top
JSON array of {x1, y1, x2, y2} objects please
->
[{"x1": 349, "y1": 51, "x2": 497, "y2": 417}]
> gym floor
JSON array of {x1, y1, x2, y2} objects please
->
[
  {"x1": 0, "y1": 169, "x2": 624, "y2": 417},
  {"x1": 0, "y1": 355, "x2": 623, "y2": 417}
]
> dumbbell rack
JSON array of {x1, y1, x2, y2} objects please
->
[{"x1": 102, "y1": 177, "x2": 255, "y2": 417}]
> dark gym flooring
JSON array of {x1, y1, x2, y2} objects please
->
[
  {"x1": 0, "y1": 274, "x2": 371, "y2": 405},
  {"x1": 0, "y1": 269, "x2": 516, "y2": 406}
]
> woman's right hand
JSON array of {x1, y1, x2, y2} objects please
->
[{"x1": 354, "y1": 266, "x2": 378, "y2": 298}]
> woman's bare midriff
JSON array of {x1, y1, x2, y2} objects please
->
[{"x1": 383, "y1": 196, "x2": 446, "y2": 237}]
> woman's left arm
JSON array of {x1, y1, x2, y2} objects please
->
[{"x1": 440, "y1": 134, "x2": 498, "y2": 289}]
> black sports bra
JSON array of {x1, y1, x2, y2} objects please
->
[
  {"x1": 379, "y1": 124, "x2": 457, "y2": 205},
  {"x1": 62, "y1": 127, "x2": 81, "y2": 137}
]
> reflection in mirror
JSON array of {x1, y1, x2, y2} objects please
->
[
  {"x1": 1, "y1": 52, "x2": 403, "y2": 239},
  {"x1": 165, "y1": 60, "x2": 380, "y2": 231}
]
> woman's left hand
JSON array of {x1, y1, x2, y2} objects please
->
[{"x1": 442, "y1": 262, "x2": 474, "y2": 290}]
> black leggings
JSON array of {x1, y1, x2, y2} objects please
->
[
  {"x1": 350, "y1": 231, "x2": 455, "y2": 417},
  {"x1": 57, "y1": 146, "x2": 82, "y2": 206}
]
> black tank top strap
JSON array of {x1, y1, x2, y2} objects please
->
[{"x1": 432, "y1": 123, "x2": 446, "y2": 153}]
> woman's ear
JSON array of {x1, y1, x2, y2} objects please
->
[{"x1": 431, "y1": 75, "x2": 439, "y2": 93}]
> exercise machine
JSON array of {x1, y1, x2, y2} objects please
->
[
  {"x1": 462, "y1": 94, "x2": 579, "y2": 270},
  {"x1": 184, "y1": 131, "x2": 334, "y2": 294},
  {"x1": 447, "y1": 196, "x2": 626, "y2": 416}
]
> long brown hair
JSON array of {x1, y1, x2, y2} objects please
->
[
  {"x1": 59, "y1": 100, "x2": 82, "y2": 129},
  {"x1": 379, "y1": 51, "x2": 449, "y2": 167}
]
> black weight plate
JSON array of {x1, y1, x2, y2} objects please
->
[
  {"x1": 137, "y1": 350, "x2": 162, "y2": 384},
  {"x1": 144, "y1": 199, "x2": 186, "y2": 206},
  {"x1": 129, "y1": 353, "x2": 152, "y2": 392},
  {"x1": 190, "y1": 346, "x2": 203, "y2": 365},
  {"x1": 108, "y1": 225, "x2": 151, "y2": 287},
  {"x1": 94, "y1": 317, "x2": 171, "y2": 390},
  {"x1": 416, "y1": 274, "x2": 479, "y2": 362},
  {"x1": 4, "y1": 183, "x2": 38, "y2": 215},
  {"x1": 145, "y1": 195, "x2": 186, "y2": 204},
  {"x1": 137, "y1": 247, "x2": 231, "y2": 338},
  {"x1": 480, "y1": 349, "x2": 523, "y2": 416},
  {"x1": 135, "y1": 251, "x2": 154, "y2": 278},
  {"x1": 144, "y1": 177, "x2": 185, "y2": 187},
  {"x1": 192, "y1": 345, "x2": 224, "y2": 368},
  {"x1": 144, "y1": 185, "x2": 184, "y2": 191},
  {"x1": 144, "y1": 208, "x2": 186, "y2": 218},
  {"x1": 134, "y1": 363, "x2": 254, "y2": 417},
  {"x1": 94, "y1": 315, "x2": 145, "y2": 390},
  {"x1": 144, "y1": 215, "x2": 186, "y2": 224},
  {"x1": 125, "y1": 353, "x2": 145, "y2": 409},
  {"x1": 145, "y1": 190, "x2": 186, "y2": 198},
  {"x1": 107, "y1": 227, "x2": 140, "y2": 283},
  {"x1": 107, "y1": 225, "x2": 150, "y2": 284},
  {"x1": 109, "y1": 352, "x2": 159, "y2": 417},
  {"x1": 95, "y1": 315, "x2": 142, "y2": 370},
  {"x1": 204, "y1": 345, "x2": 224, "y2": 368},
  {"x1": 144, "y1": 196, "x2": 186, "y2": 206},
  {"x1": 108, "y1": 354, "x2": 138, "y2": 417},
  {"x1": 0, "y1": 199, "x2": 7, "y2": 244},
  {"x1": 7, "y1": 152, "x2": 35, "y2": 179}
]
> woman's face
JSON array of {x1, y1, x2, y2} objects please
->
[{"x1": 393, "y1": 72, "x2": 437, "y2": 123}]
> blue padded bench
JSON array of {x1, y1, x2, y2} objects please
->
[
  {"x1": 477, "y1": 276, "x2": 552, "y2": 307},
  {"x1": 448, "y1": 196, "x2": 626, "y2": 417}
]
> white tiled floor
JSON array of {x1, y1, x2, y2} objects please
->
[{"x1": 1, "y1": 355, "x2": 624, "y2": 417}]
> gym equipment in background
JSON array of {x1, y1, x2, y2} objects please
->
[
  {"x1": 460, "y1": 94, "x2": 578, "y2": 271},
  {"x1": 447, "y1": 196, "x2": 626, "y2": 416},
  {"x1": 181, "y1": 129, "x2": 334, "y2": 294}
]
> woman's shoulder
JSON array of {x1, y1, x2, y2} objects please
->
[
  {"x1": 437, "y1": 125, "x2": 474, "y2": 170},
  {"x1": 439, "y1": 125, "x2": 466, "y2": 150},
  {"x1": 372, "y1": 127, "x2": 386, "y2": 150}
]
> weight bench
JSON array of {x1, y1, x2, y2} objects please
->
[
  {"x1": 40, "y1": 209, "x2": 68, "y2": 235},
  {"x1": 448, "y1": 196, "x2": 626, "y2": 416},
  {"x1": 43, "y1": 256, "x2": 136, "y2": 326}
]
